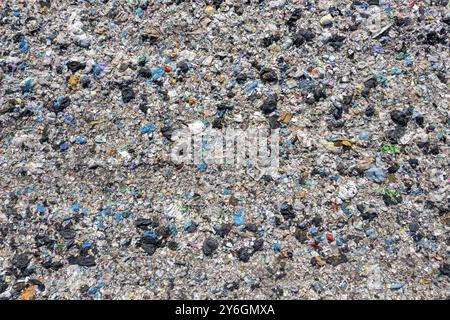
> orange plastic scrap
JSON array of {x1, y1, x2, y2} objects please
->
[{"x1": 19, "y1": 285, "x2": 36, "y2": 300}]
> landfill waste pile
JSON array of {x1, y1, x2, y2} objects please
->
[{"x1": 0, "y1": 0, "x2": 449, "y2": 300}]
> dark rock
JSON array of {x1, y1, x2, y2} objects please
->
[
  {"x1": 167, "y1": 241, "x2": 178, "y2": 251},
  {"x1": 177, "y1": 61, "x2": 189, "y2": 74},
  {"x1": 293, "y1": 28, "x2": 315, "y2": 46},
  {"x1": 440, "y1": 263, "x2": 450, "y2": 277},
  {"x1": 67, "y1": 61, "x2": 86, "y2": 73},
  {"x1": 268, "y1": 114, "x2": 280, "y2": 129},
  {"x1": 236, "y1": 72, "x2": 248, "y2": 84},
  {"x1": 286, "y1": 8, "x2": 302, "y2": 29},
  {"x1": 139, "y1": 102, "x2": 148, "y2": 114},
  {"x1": 429, "y1": 144, "x2": 440, "y2": 155},
  {"x1": 212, "y1": 118, "x2": 223, "y2": 129},
  {"x1": 261, "y1": 34, "x2": 280, "y2": 47},
  {"x1": 395, "y1": 16, "x2": 411, "y2": 27},
  {"x1": 42, "y1": 260, "x2": 64, "y2": 271},
  {"x1": 138, "y1": 67, "x2": 152, "y2": 78},
  {"x1": 365, "y1": 106, "x2": 375, "y2": 117},
  {"x1": 68, "y1": 254, "x2": 96, "y2": 267},
  {"x1": 328, "y1": 34, "x2": 346, "y2": 50},
  {"x1": 260, "y1": 97, "x2": 277, "y2": 114},
  {"x1": 29, "y1": 279, "x2": 45, "y2": 291},
  {"x1": 313, "y1": 86, "x2": 326, "y2": 101},
  {"x1": 294, "y1": 227, "x2": 308, "y2": 243},
  {"x1": 236, "y1": 247, "x2": 253, "y2": 262},
  {"x1": 259, "y1": 67, "x2": 278, "y2": 83},
  {"x1": 0, "y1": 282, "x2": 8, "y2": 294},
  {"x1": 59, "y1": 229, "x2": 75, "y2": 240},
  {"x1": 213, "y1": 224, "x2": 232, "y2": 237},
  {"x1": 280, "y1": 202, "x2": 295, "y2": 219},
  {"x1": 12, "y1": 254, "x2": 30, "y2": 270},
  {"x1": 342, "y1": 95, "x2": 353, "y2": 105},
  {"x1": 361, "y1": 210, "x2": 378, "y2": 221},
  {"x1": 202, "y1": 237, "x2": 219, "y2": 256},
  {"x1": 121, "y1": 86, "x2": 135, "y2": 103},
  {"x1": 383, "y1": 194, "x2": 403, "y2": 206},
  {"x1": 356, "y1": 204, "x2": 365, "y2": 213},
  {"x1": 409, "y1": 222, "x2": 420, "y2": 233},
  {"x1": 327, "y1": 254, "x2": 348, "y2": 266},
  {"x1": 408, "y1": 158, "x2": 419, "y2": 169},
  {"x1": 385, "y1": 127, "x2": 405, "y2": 143},
  {"x1": 160, "y1": 126, "x2": 173, "y2": 140},
  {"x1": 141, "y1": 243, "x2": 156, "y2": 255},
  {"x1": 390, "y1": 110, "x2": 409, "y2": 127},
  {"x1": 245, "y1": 223, "x2": 258, "y2": 233},
  {"x1": 135, "y1": 218, "x2": 157, "y2": 229},
  {"x1": 312, "y1": 216, "x2": 323, "y2": 227},
  {"x1": 253, "y1": 238, "x2": 264, "y2": 252},
  {"x1": 388, "y1": 164, "x2": 399, "y2": 173},
  {"x1": 142, "y1": 233, "x2": 162, "y2": 246},
  {"x1": 80, "y1": 76, "x2": 91, "y2": 88},
  {"x1": 364, "y1": 77, "x2": 378, "y2": 89},
  {"x1": 34, "y1": 235, "x2": 55, "y2": 248}
]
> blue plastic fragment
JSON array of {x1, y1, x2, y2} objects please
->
[
  {"x1": 151, "y1": 66, "x2": 165, "y2": 81},
  {"x1": 233, "y1": 208, "x2": 245, "y2": 225},
  {"x1": 390, "y1": 283, "x2": 404, "y2": 290},
  {"x1": 59, "y1": 142, "x2": 69, "y2": 152},
  {"x1": 168, "y1": 224, "x2": 177, "y2": 237},
  {"x1": 197, "y1": 162, "x2": 208, "y2": 172},
  {"x1": 183, "y1": 220, "x2": 193, "y2": 230},
  {"x1": 136, "y1": 8, "x2": 144, "y2": 18},
  {"x1": 140, "y1": 123, "x2": 156, "y2": 135},
  {"x1": 144, "y1": 230, "x2": 159, "y2": 239},
  {"x1": 37, "y1": 203, "x2": 46, "y2": 214},
  {"x1": 82, "y1": 241, "x2": 92, "y2": 249},
  {"x1": 23, "y1": 78, "x2": 33, "y2": 95},
  {"x1": 114, "y1": 213, "x2": 124, "y2": 222},
  {"x1": 272, "y1": 243, "x2": 282, "y2": 251},
  {"x1": 74, "y1": 136, "x2": 87, "y2": 145},
  {"x1": 365, "y1": 167, "x2": 385, "y2": 183},
  {"x1": 19, "y1": 36, "x2": 29, "y2": 53}
]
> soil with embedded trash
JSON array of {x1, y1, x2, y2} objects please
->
[{"x1": 0, "y1": 0, "x2": 449, "y2": 300}]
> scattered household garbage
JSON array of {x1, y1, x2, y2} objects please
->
[{"x1": 0, "y1": 0, "x2": 448, "y2": 300}]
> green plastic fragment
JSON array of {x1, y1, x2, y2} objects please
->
[{"x1": 381, "y1": 144, "x2": 400, "y2": 154}]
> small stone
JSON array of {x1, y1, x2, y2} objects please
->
[
  {"x1": 68, "y1": 254, "x2": 96, "y2": 267},
  {"x1": 236, "y1": 247, "x2": 253, "y2": 262},
  {"x1": 259, "y1": 67, "x2": 278, "y2": 83},
  {"x1": 409, "y1": 222, "x2": 420, "y2": 233},
  {"x1": 141, "y1": 243, "x2": 156, "y2": 255},
  {"x1": 121, "y1": 86, "x2": 135, "y2": 103},
  {"x1": 320, "y1": 14, "x2": 333, "y2": 26},
  {"x1": 205, "y1": 5, "x2": 216, "y2": 16},
  {"x1": 390, "y1": 110, "x2": 409, "y2": 127},
  {"x1": 67, "y1": 61, "x2": 86, "y2": 73},
  {"x1": 260, "y1": 97, "x2": 277, "y2": 114},
  {"x1": 280, "y1": 202, "x2": 295, "y2": 219},
  {"x1": 213, "y1": 224, "x2": 232, "y2": 237},
  {"x1": 12, "y1": 254, "x2": 30, "y2": 270},
  {"x1": 252, "y1": 238, "x2": 264, "y2": 251},
  {"x1": 202, "y1": 237, "x2": 219, "y2": 256}
]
